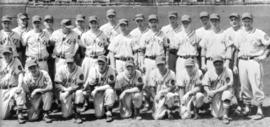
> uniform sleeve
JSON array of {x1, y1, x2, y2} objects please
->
[
  {"x1": 54, "y1": 69, "x2": 64, "y2": 83},
  {"x1": 202, "y1": 71, "x2": 210, "y2": 87},
  {"x1": 257, "y1": 29, "x2": 270, "y2": 46},
  {"x1": 22, "y1": 32, "x2": 29, "y2": 46},
  {"x1": 76, "y1": 69, "x2": 84, "y2": 84}
]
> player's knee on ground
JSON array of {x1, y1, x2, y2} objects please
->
[
  {"x1": 14, "y1": 87, "x2": 26, "y2": 106},
  {"x1": 104, "y1": 88, "x2": 115, "y2": 107},
  {"x1": 165, "y1": 92, "x2": 176, "y2": 108},
  {"x1": 194, "y1": 92, "x2": 204, "y2": 108},
  {"x1": 132, "y1": 92, "x2": 143, "y2": 108},
  {"x1": 75, "y1": 90, "x2": 85, "y2": 104}
]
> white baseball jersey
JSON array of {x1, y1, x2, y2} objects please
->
[
  {"x1": 149, "y1": 68, "x2": 176, "y2": 92},
  {"x1": 234, "y1": 28, "x2": 270, "y2": 57},
  {"x1": 116, "y1": 70, "x2": 142, "y2": 91},
  {"x1": 81, "y1": 30, "x2": 109, "y2": 56},
  {"x1": 0, "y1": 30, "x2": 21, "y2": 56},
  {"x1": 43, "y1": 29, "x2": 54, "y2": 37},
  {"x1": 23, "y1": 30, "x2": 50, "y2": 58},
  {"x1": 140, "y1": 30, "x2": 168, "y2": 56},
  {"x1": 50, "y1": 29, "x2": 80, "y2": 58},
  {"x1": 108, "y1": 34, "x2": 136, "y2": 58},
  {"x1": 161, "y1": 24, "x2": 182, "y2": 49},
  {"x1": 73, "y1": 27, "x2": 86, "y2": 37},
  {"x1": 202, "y1": 68, "x2": 233, "y2": 90},
  {"x1": 85, "y1": 66, "x2": 116, "y2": 87},
  {"x1": 0, "y1": 58, "x2": 23, "y2": 87},
  {"x1": 12, "y1": 27, "x2": 31, "y2": 39},
  {"x1": 178, "y1": 69, "x2": 203, "y2": 92},
  {"x1": 200, "y1": 30, "x2": 232, "y2": 58},
  {"x1": 195, "y1": 27, "x2": 211, "y2": 43},
  {"x1": 176, "y1": 30, "x2": 200, "y2": 56},
  {"x1": 130, "y1": 27, "x2": 149, "y2": 50},
  {"x1": 22, "y1": 70, "x2": 52, "y2": 92},
  {"x1": 100, "y1": 23, "x2": 120, "y2": 41},
  {"x1": 55, "y1": 65, "x2": 84, "y2": 88}
]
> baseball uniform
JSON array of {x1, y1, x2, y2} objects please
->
[
  {"x1": 23, "y1": 30, "x2": 51, "y2": 71},
  {"x1": 21, "y1": 70, "x2": 53, "y2": 120},
  {"x1": 50, "y1": 29, "x2": 79, "y2": 73},
  {"x1": 0, "y1": 30, "x2": 21, "y2": 57},
  {"x1": 116, "y1": 70, "x2": 143, "y2": 118},
  {"x1": 84, "y1": 66, "x2": 116, "y2": 118},
  {"x1": 195, "y1": 26, "x2": 211, "y2": 43},
  {"x1": 54, "y1": 65, "x2": 85, "y2": 118},
  {"x1": 202, "y1": 67, "x2": 234, "y2": 118},
  {"x1": 149, "y1": 68, "x2": 178, "y2": 120},
  {"x1": 81, "y1": 30, "x2": 109, "y2": 80},
  {"x1": 100, "y1": 22, "x2": 120, "y2": 42}
]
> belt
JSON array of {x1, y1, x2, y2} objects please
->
[
  {"x1": 56, "y1": 55, "x2": 66, "y2": 59},
  {"x1": 0, "y1": 85, "x2": 16, "y2": 89},
  {"x1": 239, "y1": 56, "x2": 255, "y2": 60},
  {"x1": 178, "y1": 55, "x2": 196, "y2": 59},
  {"x1": 115, "y1": 57, "x2": 133, "y2": 61},
  {"x1": 27, "y1": 57, "x2": 48, "y2": 62},
  {"x1": 145, "y1": 55, "x2": 156, "y2": 60},
  {"x1": 206, "y1": 57, "x2": 213, "y2": 61},
  {"x1": 86, "y1": 55, "x2": 98, "y2": 59}
]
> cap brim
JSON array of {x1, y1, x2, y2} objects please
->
[
  {"x1": 169, "y1": 15, "x2": 177, "y2": 18},
  {"x1": 20, "y1": 16, "x2": 29, "y2": 20},
  {"x1": 135, "y1": 18, "x2": 144, "y2": 21},
  {"x1": 2, "y1": 19, "x2": 11, "y2": 22},
  {"x1": 156, "y1": 61, "x2": 165, "y2": 65},
  {"x1": 148, "y1": 18, "x2": 158, "y2": 21},
  {"x1": 89, "y1": 19, "x2": 97, "y2": 22},
  {"x1": 107, "y1": 13, "x2": 116, "y2": 16},
  {"x1": 76, "y1": 18, "x2": 84, "y2": 21},
  {"x1": 242, "y1": 16, "x2": 252, "y2": 20},
  {"x1": 27, "y1": 64, "x2": 38, "y2": 68},
  {"x1": 65, "y1": 25, "x2": 74, "y2": 28}
]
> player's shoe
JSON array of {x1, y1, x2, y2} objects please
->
[
  {"x1": 106, "y1": 111, "x2": 114, "y2": 122},
  {"x1": 18, "y1": 113, "x2": 26, "y2": 124},
  {"x1": 43, "y1": 113, "x2": 53, "y2": 123},
  {"x1": 242, "y1": 105, "x2": 250, "y2": 116},
  {"x1": 167, "y1": 111, "x2": 174, "y2": 120},
  {"x1": 134, "y1": 109, "x2": 142, "y2": 120},
  {"x1": 222, "y1": 117, "x2": 231, "y2": 124}
]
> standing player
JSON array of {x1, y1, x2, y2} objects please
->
[
  {"x1": 43, "y1": 15, "x2": 54, "y2": 36},
  {"x1": 196, "y1": 11, "x2": 211, "y2": 42},
  {"x1": 81, "y1": 16, "x2": 109, "y2": 81},
  {"x1": 202, "y1": 56, "x2": 234, "y2": 124},
  {"x1": 73, "y1": 14, "x2": 86, "y2": 37},
  {"x1": 108, "y1": 18, "x2": 136, "y2": 73},
  {"x1": 54, "y1": 58, "x2": 85, "y2": 124},
  {"x1": 84, "y1": 56, "x2": 116, "y2": 122},
  {"x1": 161, "y1": 11, "x2": 182, "y2": 72},
  {"x1": 150, "y1": 56, "x2": 178, "y2": 120},
  {"x1": 20, "y1": 59, "x2": 53, "y2": 123},
  {"x1": 130, "y1": 14, "x2": 149, "y2": 70},
  {"x1": 200, "y1": 13, "x2": 232, "y2": 72},
  {"x1": 100, "y1": 9, "x2": 120, "y2": 42},
  {"x1": 116, "y1": 60, "x2": 144, "y2": 120},
  {"x1": 178, "y1": 58, "x2": 204, "y2": 119},
  {"x1": 234, "y1": 13, "x2": 270, "y2": 120},
  {"x1": 0, "y1": 48, "x2": 25, "y2": 124},
  {"x1": 23, "y1": 15, "x2": 50, "y2": 72},
  {"x1": 50, "y1": 19, "x2": 80, "y2": 74}
]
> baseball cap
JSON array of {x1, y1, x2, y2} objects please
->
[
  {"x1": 89, "y1": 15, "x2": 98, "y2": 22},
  {"x1": 126, "y1": 60, "x2": 135, "y2": 67},
  {"x1": 213, "y1": 56, "x2": 224, "y2": 63},
  {"x1": 199, "y1": 11, "x2": 209, "y2": 18},
  {"x1": 135, "y1": 13, "x2": 144, "y2": 21},
  {"x1": 76, "y1": 14, "x2": 85, "y2": 21},
  {"x1": 242, "y1": 12, "x2": 253, "y2": 20},
  {"x1": 44, "y1": 15, "x2": 53, "y2": 21},
  {"x1": 17, "y1": 13, "x2": 29, "y2": 20},
  {"x1": 32, "y1": 15, "x2": 42, "y2": 22},
  {"x1": 185, "y1": 58, "x2": 195, "y2": 66},
  {"x1": 61, "y1": 19, "x2": 73, "y2": 28},
  {"x1": 106, "y1": 9, "x2": 116, "y2": 16},
  {"x1": 148, "y1": 14, "x2": 158, "y2": 21},
  {"x1": 1, "y1": 15, "x2": 12, "y2": 22},
  {"x1": 156, "y1": 56, "x2": 166, "y2": 65},
  {"x1": 210, "y1": 13, "x2": 220, "y2": 20},
  {"x1": 2, "y1": 47, "x2": 13, "y2": 54},
  {"x1": 168, "y1": 11, "x2": 178, "y2": 18},
  {"x1": 26, "y1": 59, "x2": 38, "y2": 68},
  {"x1": 119, "y1": 18, "x2": 128, "y2": 25},
  {"x1": 229, "y1": 13, "x2": 240, "y2": 19},
  {"x1": 97, "y1": 55, "x2": 107, "y2": 63},
  {"x1": 65, "y1": 57, "x2": 75, "y2": 63},
  {"x1": 181, "y1": 14, "x2": 191, "y2": 22}
]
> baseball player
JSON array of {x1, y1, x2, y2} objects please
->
[
  {"x1": 54, "y1": 57, "x2": 85, "y2": 124},
  {"x1": 81, "y1": 16, "x2": 109, "y2": 81},
  {"x1": 161, "y1": 11, "x2": 182, "y2": 72},
  {"x1": 84, "y1": 56, "x2": 116, "y2": 122},
  {"x1": 0, "y1": 48, "x2": 26, "y2": 124},
  {"x1": 100, "y1": 9, "x2": 120, "y2": 42},
  {"x1": 116, "y1": 60, "x2": 144, "y2": 120},
  {"x1": 108, "y1": 18, "x2": 136, "y2": 73},
  {"x1": 130, "y1": 13, "x2": 149, "y2": 70},
  {"x1": 22, "y1": 15, "x2": 51, "y2": 72},
  {"x1": 43, "y1": 15, "x2": 54, "y2": 36},
  {"x1": 178, "y1": 58, "x2": 204, "y2": 119},
  {"x1": 195, "y1": 11, "x2": 211, "y2": 42},
  {"x1": 200, "y1": 13, "x2": 232, "y2": 72},
  {"x1": 73, "y1": 14, "x2": 86, "y2": 37},
  {"x1": 233, "y1": 13, "x2": 270, "y2": 120},
  {"x1": 19, "y1": 59, "x2": 53, "y2": 123},
  {"x1": 202, "y1": 56, "x2": 234, "y2": 124},
  {"x1": 50, "y1": 19, "x2": 80, "y2": 74},
  {"x1": 149, "y1": 56, "x2": 178, "y2": 120}
]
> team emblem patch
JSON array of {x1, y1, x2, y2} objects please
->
[
  {"x1": 138, "y1": 77, "x2": 143, "y2": 83},
  {"x1": 226, "y1": 77, "x2": 230, "y2": 84},
  {"x1": 18, "y1": 65, "x2": 22, "y2": 71},
  {"x1": 109, "y1": 75, "x2": 114, "y2": 81},
  {"x1": 171, "y1": 79, "x2": 175, "y2": 86},
  {"x1": 79, "y1": 74, "x2": 84, "y2": 80}
]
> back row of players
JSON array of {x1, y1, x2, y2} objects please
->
[{"x1": 0, "y1": 9, "x2": 269, "y2": 124}]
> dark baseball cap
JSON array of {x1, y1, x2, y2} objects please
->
[
  {"x1": 76, "y1": 14, "x2": 85, "y2": 21},
  {"x1": 106, "y1": 9, "x2": 116, "y2": 16},
  {"x1": 242, "y1": 12, "x2": 253, "y2": 20},
  {"x1": 89, "y1": 15, "x2": 98, "y2": 22},
  {"x1": 1, "y1": 15, "x2": 12, "y2": 22},
  {"x1": 119, "y1": 18, "x2": 128, "y2": 25},
  {"x1": 97, "y1": 55, "x2": 107, "y2": 63},
  {"x1": 148, "y1": 14, "x2": 158, "y2": 21},
  {"x1": 156, "y1": 56, "x2": 166, "y2": 65},
  {"x1": 181, "y1": 14, "x2": 191, "y2": 22},
  {"x1": 199, "y1": 11, "x2": 209, "y2": 18},
  {"x1": 229, "y1": 13, "x2": 240, "y2": 19},
  {"x1": 135, "y1": 13, "x2": 144, "y2": 21},
  {"x1": 210, "y1": 13, "x2": 220, "y2": 20},
  {"x1": 17, "y1": 13, "x2": 29, "y2": 20},
  {"x1": 44, "y1": 15, "x2": 53, "y2": 21},
  {"x1": 61, "y1": 19, "x2": 73, "y2": 28},
  {"x1": 32, "y1": 15, "x2": 42, "y2": 22},
  {"x1": 213, "y1": 56, "x2": 224, "y2": 63},
  {"x1": 168, "y1": 11, "x2": 178, "y2": 18}
]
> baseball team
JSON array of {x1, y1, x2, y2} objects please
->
[{"x1": 0, "y1": 8, "x2": 269, "y2": 125}]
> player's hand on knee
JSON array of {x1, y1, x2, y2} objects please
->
[
  {"x1": 91, "y1": 89, "x2": 97, "y2": 97},
  {"x1": 208, "y1": 91, "x2": 216, "y2": 98}
]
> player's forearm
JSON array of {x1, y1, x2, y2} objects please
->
[
  {"x1": 189, "y1": 86, "x2": 201, "y2": 95},
  {"x1": 95, "y1": 84, "x2": 110, "y2": 92},
  {"x1": 109, "y1": 52, "x2": 116, "y2": 68},
  {"x1": 214, "y1": 85, "x2": 229, "y2": 94},
  {"x1": 124, "y1": 87, "x2": 140, "y2": 94},
  {"x1": 233, "y1": 49, "x2": 239, "y2": 67},
  {"x1": 179, "y1": 88, "x2": 185, "y2": 99}
]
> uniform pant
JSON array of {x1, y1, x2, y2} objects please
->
[
  {"x1": 152, "y1": 92, "x2": 178, "y2": 120},
  {"x1": 120, "y1": 92, "x2": 143, "y2": 118},
  {"x1": 206, "y1": 60, "x2": 215, "y2": 71},
  {"x1": 180, "y1": 92, "x2": 204, "y2": 119},
  {"x1": 59, "y1": 90, "x2": 85, "y2": 118},
  {"x1": 168, "y1": 52, "x2": 177, "y2": 72},
  {"x1": 238, "y1": 59, "x2": 264, "y2": 106},
  {"x1": 82, "y1": 57, "x2": 98, "y2": 82},
  {"x1": 55, "y1": 58, "x2": 66, "y2": 74},
  {"x1": 144, "y1": 58, "x2": 156, "y2": 87},
  {"x1": 0, "y1": 87, "x2": 26, "y2": 119},
  {"x1": 93, "y1": 88, "x2": 116, "y2": 118},
  {"x1": 27, "y1": 92, "x2": 53, "y2": 120},
  {"x1": 115, "y1": 60, "x2": 126, "y2": 74}
]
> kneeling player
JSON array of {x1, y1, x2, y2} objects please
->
[
  {"x1": 202, "y1": 56, "x2": 234, "y2": 124},
  {"x1": 116, "y1": 60, "x2": 144, "y2": 120},
  {"x1": 54, "y1": 58, "x2": 85, "y2": 124},
  {"x1": 84, "y1": 56, "x2": 116, "y2": 122},
  {"x1": 178, "y1": 58, "x2": 204, "y2": 119}
]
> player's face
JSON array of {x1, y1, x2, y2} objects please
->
[
  {"x1": 18, "y1": 18, "x2": 28, "y2": 27},
  {"x1": 67, "y1": 62, "x2": 75, "y2": 71},
  {"x1": 107, "y1": 15, "x2": 116, "y2": 22},
  {"x1": 126, "y1": 66, "x2": 135, "y2": 76},
  {"x1": 28, "y1": 65, "x2": 39, "y2": 76},
  {"x1": 135, "y1": 19, "x2": 144, "y2": 27},
  {"x1": 149, "y1": 19, "x2": 158, "y2": 29},
  {"x1": 120, "y1": 23, "x2": 128, "y2": 32},
  {"x1": 200, "y1": 17, "x2": 209, "y2": 26},
  {"x1": 44, "y1": 19, "x2": 53, "y2": 28},
  {"x1": 182, "y1": 21, "x2": 191, "y2": 29},
  {"x1": 169, "y1": 16, "x2": 177, "y2": 25},
  {"x1": 214, "y1": 61, "x2": 224, "y2": 71},
  {"x1": 242, "y1": 18, "x2": 253, "y2": 30},
  {"x1": 229, "y1": 17, "x2": 240, "y2": 28},
  {"x1": 76, "y1": 20, "x2": 85, "y2": 28},
  {"x1": 89, "y1": 21, "x2": 99, "y2": 30},
  {"x1": 185, "y1": 65, "x2": 194, "y2": 75},
  {"x1": 32, "y1": 21, "x2": 41, "y2": 29},
  {"x1": 1, "y1": 21, "x2": 11, "y2": 29},
  {"x1": 210, "y1": 19, "x2": 220, "y2": 28},
  {"x1": 62, "y1": 26, "x2": 71, "y2": 34},
  {"x1": 97, "y1": 61, "x2": 106, "y2": 72},
  {"x1": 157, "y1": 63, "x2": 166, "y2": 71},
  {"x1": 3, "y1": 52, "x2": 12, "y2": 62}
]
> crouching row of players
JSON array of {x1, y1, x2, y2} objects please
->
[{"x1": 1, "y1": 48, "x2": 234, "y2": 124}]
